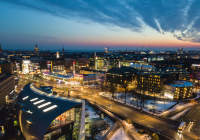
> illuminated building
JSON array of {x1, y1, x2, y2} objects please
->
[
  {"x1": 137, "y1": 73, "x2": 177, "y2": 96},
  {"x1": 190, "y1": 64, "x2": 200, "y2": 84},
  {"x1": 34, "y1": 44, "x2": 39, "y2": 56},
  {"x1": 150, "y1": 60, "x2": 184, "y2": 69},
  {"x1": 22, "y1": 60, "x2": 31, "y2": 74},
  {"x1": 0, "y1": 74, "x2": 15, "y2": 108},
  {"x1": 56, "y1": 51, "x2": 60, "y2": 59},
  {"x1": 16, "y1": 58, "x2": 65, "y2": 73},
  {"x1": 74, "y1": 74, "x2": 98, "y2": 83},
  {"x1": 164, "y1": 81, "x2": 194, "y2": 99},
  {"x1": 107, "y1": 67, "x2": 138, "y2": 85},
  {"x1": 17, "y1": 84, "x2": 85, "y2": 140},
  {"x1": 141, "y1": 67, "x2": 190, "y2": 81},
  {"x1": 0, "y1": 62, "x2": 15, "y2": 108},
  {"x1": 79, "y1": 69, "x2": 106, "y2": 79},
  {"x1": 178, "y1": 47, "x2": 183, "y2": 54},
  {"x1": 65, "y1": 58, "x2": 88, "y2": 69},
  {"x1": 0, "y1": 62, "x2": 14, "y2": 74},
  {"x1": 130, "y1": 64, "x2": 155, "y2": 71}
]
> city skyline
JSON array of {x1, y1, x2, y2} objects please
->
[{"x1": 1, "y1": 0, "x2": 200, "y2": 50}]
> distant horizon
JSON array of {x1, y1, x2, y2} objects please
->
[
  {"x1": 2, "y1": 46, "x2": 200, "y2": 52},
  {"x1": 1, "y1": 1, "x2": 200, "y2": 50}
]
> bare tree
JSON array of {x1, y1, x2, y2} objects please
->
[
  {"x1": 110, "y1": 82, "x2": 116, "y2": 99},
  {"x1": 124, "y1": 80, "x2": 128, "y2": 104},
  {"x1": 131, "y1": 88, "x2": 140, "y2": 107}
]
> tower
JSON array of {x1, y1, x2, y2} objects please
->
[
  {"x1": 105, "y1": 47, "x2": 108, "y2": 53},
  {"x1": 73, "y1": 62, "x2": 75, "y2": 74},
  {"x1": 0, "y1": 44, "x2": 2, "y2": 53},
  {"x1": 94, "y1": 52, "x2": 97, "y2": 70},
  {"x1": 34, "y1": 44, "x2": 39, "y2": 56},
  {"x1": 62, "y1": 46, "x2": 65, "y2": 53},
  {"x1": 56, "y1": 51, "x2": 60, "y2": 58}
]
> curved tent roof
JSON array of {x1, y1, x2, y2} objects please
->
[{"x1": 17, "y1": 84, "x2": 82, "y2": 140}]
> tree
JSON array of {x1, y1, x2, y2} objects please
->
[
  {"x1": 100, "y1": 81, "x2": 104, "y2": 91},
  {"x1": 124, "y1": 80, "x2": 128, "y2": 104},
  {"x1": 110, "y1": 82, "x2": 116, "y2": 99},
  {"x1": 131, "y1": 89, "x2": 140, "y2": 107}
]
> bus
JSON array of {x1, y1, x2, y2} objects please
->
[{"x1": 178, "y1": 122, "x2": 186, "y2": 133}]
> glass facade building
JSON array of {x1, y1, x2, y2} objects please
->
[{"x1": 17, "y1": 84, "x2": 85, "y2": 140}]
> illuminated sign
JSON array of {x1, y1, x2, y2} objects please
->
[
  {"x1": 23, "y1": 60, "x2": 30, "y2": 64},
  {"x1": 74, "y1": 74, "x2": 83, "y2": 77}
]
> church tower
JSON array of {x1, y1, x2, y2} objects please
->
[
  {"x1": 62, "y1": 46, "x2": 65, "y2": 53},
  {"x1": 0, "y1": 44, "x2": 2, "y2": 53},
  {"x1": 34, "y1": 44, "x2": 39, "y2": 56}
]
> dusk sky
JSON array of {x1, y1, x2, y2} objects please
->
[{"x1": 1, "y1": 0, "x2": 200, "y2": 51}]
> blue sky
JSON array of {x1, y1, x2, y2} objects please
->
[{"x1": 0, "y1": 0, "x2": 200, "y2": 51}]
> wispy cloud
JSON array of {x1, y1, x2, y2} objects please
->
[{"x1": 1, "y1": 0, "x2": 200, "y2": 43}]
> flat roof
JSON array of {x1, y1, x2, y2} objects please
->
[{"x1": 169, "y1": 81, "x2": 194, "y2": 87}]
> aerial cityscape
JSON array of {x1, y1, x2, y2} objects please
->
[{"x1": 1, "y1": 0, "x2": 200, "y2": 140}]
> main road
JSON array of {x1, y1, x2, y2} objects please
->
[
  {"x1": 69, "y1": 88, "x2": 200, "y2": 140},
  {"x1": 22, "y1": 81, "x2": 200, "y2": 140}
]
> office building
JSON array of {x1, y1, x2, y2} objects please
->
[
  {"x1": 17, "y1": 84, "x2": 85, "y2": 140},
  {"x1": 137, "y1": 73, "x2": 178, "y2": 96},
  {"x1": 190, "y1": 64, "x2": 200, "y2": 84},
  {"x1": 164, "y1": 81, "x2": 194, "y2": 99},
  {"x1": 130, "y1": 64, "x2": 155, "y2": 71},
  {"x1": 0, "y1": 62, "x2": 15, "y2": 108},
  {"x1": 0, "y1": 62, "x2": 14, "y2": 74},
  {"x1": 107, "y1": 67, "x2": 138, "y2": 85},
  {"x1": 0, "y1": 74, "x2": 15, "y2": 108},
  {"x1": 150, "y1": 60, "x2": 184, "y2": 69}
]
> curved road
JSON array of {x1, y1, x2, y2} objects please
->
[{"x1": 73, "y1": 89, "x2": 200, "y2": 140}]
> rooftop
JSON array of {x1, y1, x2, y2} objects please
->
[
  {"x1": 107, "y1": 66, "x2": 138, "y2": 75},
  {"x1": 17, "y1": 83, "x2": 83, "y2": 139},
  {"x1": 169, "y1": 80, "x2": 194, "y2": 87}
]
